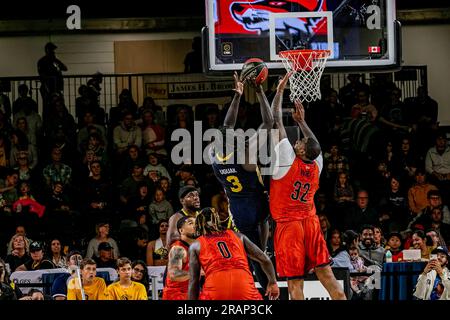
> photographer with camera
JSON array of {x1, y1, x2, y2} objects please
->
[{"x1": 413, "y1": 246, "x2": 450, "y2": 300}]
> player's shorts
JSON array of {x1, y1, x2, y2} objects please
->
[
  {"x1": 199, "y1": 269, "x2": 262, "y2": 300},
  {"x1": 274, "y1": 215, "x2": 331, "y2": 279},
  {"x1": 162, "y1": 288, "x2": 188, "y2": 300},
  {"x1": 229, "y1": 195, "x2": 270, "y2": 232}
]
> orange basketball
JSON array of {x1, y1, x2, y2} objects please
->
[{"x1": 240, "y1": 58, "x2": 268, "y2": 85}]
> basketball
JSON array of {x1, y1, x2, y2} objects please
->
[{"x1": 240, "y1": 58, "x2": 268, "y2": 85}]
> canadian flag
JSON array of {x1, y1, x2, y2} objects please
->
[{"x1": 368, "y1": 46, "x2": 381, "y2": 53}]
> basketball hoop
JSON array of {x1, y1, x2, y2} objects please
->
[{"x1": 279, "y1": 49, "x2": 331, "y2": 103}]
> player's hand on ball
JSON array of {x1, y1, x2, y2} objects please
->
[{"x1": 233, "y1": 71, "x2": 244, "y2": 96}]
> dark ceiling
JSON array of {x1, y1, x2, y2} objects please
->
[{"x1": 0, "y1": 0, "x2": 448, "y2": 20}]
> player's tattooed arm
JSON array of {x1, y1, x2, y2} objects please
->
[
  {"x1": 292, "y1": 100, "x2": 320, "y2": 144},
  {"x1": 166, "y1": 214, "x2": 181, "y2": 248},
  {"x1": 223, "y1": 72, "x2": 243, "y2": 128},
  {"x1": 168, "y1": 246, "x2": 189, "y2": 281},
  {"x1": 188, "y1": 241, "x2": 201, "y2": 300}
]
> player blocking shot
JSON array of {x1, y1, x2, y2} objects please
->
[
  {"x1": 269, "y1": 73, "x2": 346, "y2": 300},
  {"x1": 206, "y1": 65, "x2": 273, "y2": 290}
]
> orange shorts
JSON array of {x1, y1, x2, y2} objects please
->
[
  {"x1": 274, "y1": 215, "x2": 331, "y2": 279},
  {"x1": 162, "y1": 288, "x2": 188, "y2": 300},
  {"x1": 199, "y1": 270, "x2": 262, "y2": 300}
]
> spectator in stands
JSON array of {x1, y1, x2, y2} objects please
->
[
  {"x1": 378, "y1": 87, "x2": 412, "y2": 136},
  {"x1": 86, "y1": 222, "x2": 120, "y2": 260},
  {"x1": 0, "y1": 88, "x2": 11, "y2": 122},
  {"x1": 42, "y1": 146, "x2": 72, "y2": 190},
  {"x1": 379, "y1": 175, "x2": 409, "y2": 231},
  {"x1": 51, "y1": 250, "x2": 83, "y2": 300},
  {"x1": 126, "y1": 181, "x2": 152, "y2": 222},
  {"x1": 324, "y1": 143, "x2": 350, "y2": 186},
  {"x1": 408, "y1": 168, "x2": 438, "y2": 217},
  {"x1": 146, "y1": 219, "x2": 169, "y2": 266},
  {"x1": 67, "y1": 258, "x2": 107, "y2": 300},
  {"x1": 358, "y1": 225, "x2": 385, "y2": 269},
  {"x1": 45, "y1": 95, "x2": 77, "y2": 142},
  {"x1": 167, "y1": 105, "x2": 194, "y2": 155},
  {"x1": 184, "y1": 36, "x2": 203, "y2": 73},
  {"x1": 174, "y1": 164, "x2": 195, "y2": 189},
  {"x1": 411, "y1": 230, "x2": 434, "y2": 261},
  {"x1": 342, "y1": 190, "x2": 379, "y2": 232},
  {"x1": 318, "y1": 213, "x2": 332, "y2": 242},
  {"x1": 6, "y1": 225, "x2": 32, "y2": 255},
  {"x1": 148, "y1": 188, "x2": 174, "y2": 231},
  {"x1": 13, "y1": 95, "x2": 42, "y2": 149},
  {"x1": 0, "y1": 257, "x2": 20, "y2": 300},
  {"x1": 385, "y1": 232, "x2": 404, "y2": 262},
  {"x1": 37, "y1": 42, "x2": 67, "y2": 118},
  {"x1": 426, "y1": 229, "x2": 445, "y2": 249},
  {"x1": 82, "y1": 160, "x2": 113, "y2": 231},
  {"x1": 19, "y1": 288, "x2": 46, "y2": 300},
  {"x1": 5, "y1": 234, "x2": 30, "y2": 272},
  {"x1": 93, "y1": 242, "x2": 117, "y2": 269},
  {"x1": 350, "y1": 89, "x2": 377, "y2": 122},
  {"x1": 9, "y1": 129, "x2": 37, "y2": 170},
  {"x1": 138, "y1": 96, "x2": 165, "y2": 127},
  {"x1": 48, "y1": 238, "x2": 67, "y2": 268},
  {"x1": 327, "y1": 229, "x2": 342, "y2": 257},
  {"x1": 412, "y1": 190, "x2": 450, "y2": 230},
  {"x1": 159, "y1": 176, "x2": 176, "y2": 208},
  {"x1": 122, "y1": 227, "x2": 149, "y2": 262},
  {"x1": 77, "y1": 111, "x2": 107, "y2": 153},
  {"x1": 339, "y1": 73, "x2": 370, "y2": 115},
  {"x1": 425, "y1": 131, "x2": 450, "y2": 200},
  {"x1": 373, "y1": 226, "x2": 385, "y2": 248},
  {"x1": 425, "y1": 207, "x2": 450, "y2": 246},
  {"x1": 16, "y1": 241, "x2": 55, "y2": 271},
  {"x1": 131, "y1": 260, "x2": 150, "y2": 295},
  {"x1": 144, "y1": 153, "x2": 171, "y2": 183},
  {"x1": 413, "y1": 246, "x2": 450, "y2": 300},
  {"x1": 333, "y1": 172, "x2": 355, "y2": 204},
  {"x1": 15, "y1": 117, "x2": 38, "y2": 150},
  {"x1": 113, "y1": 112, "x2": 142, "y2": 157},
  {"x1": 13, "y1": 84, "x2": 37, "y2": 116},
  {"x1": 119, "y1": 161, "x2": 154, "y2": 207},
  {"x1": 0, "y1": 169, "x2": 19, "y2": 213},
  {"x1": 75, "y1": 85, "x2": 105, "y2": 127},
  {"x1": 109, "y1": 89, "x2": 139, "y2": 128},
  {"x1": 140, "y1": 110, "x2": 166, "y2": 156},
  {"x1": 106, "y1": 257, "x2": 147, "y2": 300}
]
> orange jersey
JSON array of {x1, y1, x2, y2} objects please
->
[
  {"x1": 162, "y1": 240, "x2": 190, "y2": 300},
  {"x1": 270, "y1": 157, "x2": 320, "y2": 222},
  {"x1": 198, "y1": 230, "x2": 261, "y2": 300}
]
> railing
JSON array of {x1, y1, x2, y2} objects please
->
[{"x1": 0, "y1": 66, "x2": 427, "y2": 120}]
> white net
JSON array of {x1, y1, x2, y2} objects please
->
[{"x1": 279, "y1": 50, "x2": 331, "y2": 103}]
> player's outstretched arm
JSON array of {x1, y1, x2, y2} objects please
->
[
  {"x1": 271, "y1": 72, "x2": 291, "y2": 144},
  {"x1": 223, "y1": 72, "x2": 244, "y2": 128},
  {"x1": 167, "y1": 246, "x2": 189, "y2": 281},
  {"x1": 166, "y1": 214, "x2": 181, "y2": 248},
  {"x1": 292, "y1": 100, "x2": 319, "y2": 145},
  {"x1": 239, "y1": 232, "x2": 280, "y2": 300},
  {"x1": 188, "y1": 241, "x2": 201, "y2": 300}
]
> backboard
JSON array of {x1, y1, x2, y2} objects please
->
[{"x1": 203, "y1": 0, "x2": 401, "y2": 73}]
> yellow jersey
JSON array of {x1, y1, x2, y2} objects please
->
[
  {"x1": 67, "y1": 277, "x2": 107, "y2": 300},
  {"x1": 106, "y1": 281, "x2": 148, "y2": 300}
]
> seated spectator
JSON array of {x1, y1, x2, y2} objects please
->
[
  {"x1": 86, "y1": 222, "x2": 120, "y2": 260},
  {"x1": 106, "y1": 257, "x2": 147, "y2": 300},
  {"x1": 81, "y1": 131, "x2": 108, "y2": 168},
  {"x1": 15, "y1": 117, "x2": 38, "y2": 149},
  {"x1": 342, "y1": 190, "x2": 379, "y2": 232},
  {"x1": 6, "y1": 225, "x2": 32, "y2": 255},
  {"x1": 174, "y1": 164, "x2": 195, "y2": 188},
  {"x1": 12, "y1": 92, "x2": 42, "y2": 149},
  {"x1": 146, "y1": 219, "x2": 169, "y2": 266},
  {"x1": 323, "y1": 143, "x2": 350, "y2": 190},
  {"x1": 391, "y1": 136, "x2": 419, "y2": 185},
  {"x1": 12, "y1": 84, "x2": 38, "y2": 115},
  {"x1": 42, "y1": 146, "x2": 72, "y2": 191},
  {"x1": 109, "y1": 89, "x2": 139, "y2": 129},
  {"x1": 93, "y1": 242, "x2": 117, "y2": 269},
  {"x1": 327, "y1": 229, "x2": 342, "y2": 257},
  {"x1": 9, "y1": 129, "x2": 38, "y2": 170},
  {"x1": 67, "y1": 258, "x2": 107, "y2": 300},
  {"x1": 143, "y1": 153, "x2": 171, "y2": 183},
  {"x1": 410, "y1": 230, "x2": 434, "y2": 261},
  {"x1": 0, "y1": 257, "x2": 21, "y2": 300},
  {"x1": 425, "y1": 131, "x2": 450, "y2": 200},
  {"x1": 318, "y1": 213, "x2": 332, "y2": 242},
  {"x1": 138, "y1": 96, "x2": 165, "y2": 126},
  {"x1": 13, "y1": 154, "x2": 38, "y2": 188},
  {"x1": 113, "y1": 111, "x2": 142, "y2": 156},
  {"x1": 48, "y1": 238, "x2": 67, "y2": 268},
  {"x1": 19, "y1": 288, "x2": 46, "y2": 300},
  {"x1": 5, "y1": 234, "x2": 30, "y2": 272},
  {"x1": 116, "y1": 145, "x2": 146, "y2": 184},
  {"x1": 15, "y1": 241, "x2": 55, "y2": 271},
  {"x1": 45, "y1": 95, "x2": 77, "y2": 143},
  {"x1": 119, "y1": 161, "x2": 154, "y2": 207},
  {"x1": 373, "y1": 226, "x2": 385, "y2": 248},
  {"x1": 407, "y1": 190, "x2": 450, "y2": 232},
  {"x1": 378, "y1": 175, "x2": 409, "y2": 231},
  {"x1": 333, "y1": 172, "x2": 355, "y2": 204},
  {"x1": 140, "y1": 110, "x2": 166, "y2": 156},
  {"x1": 148, "y1": 188, "x2": 174, "y2": 236},
  {"x1": 120, "y1": 227, "x2": 149, "y2": 262},
  {"x1": 384, "y1": 232, "x2": 404, "y2": 262},
  {"x1": 0, "y1": 169, "x2": 19, "y2": 213},
  {"x1": 358, "y1": 225, "x2": 385, "y2": 269},
  {"x1": 426, "y1": 229, "x2": 445, "y2": 249},
  {"x1": 425, "y1": 206, "x2": 450, "y2": 246},
  {"x1": 413, "y1": 246, "x2": 450, "y2": 300},
  {"x1": 158, "y1": 176, "x2": 176, "y2": 208},
  {"x1": 51, "y1": 250, "x2": 83, "y2": 300},
  {"x1": 131, "y1": 260, "x2": 150, "y2": 295},
  {"x1": 408, "y1": 168, "x2": 438, "y2": 217}
]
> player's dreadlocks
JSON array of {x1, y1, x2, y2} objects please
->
[{"x1": 195, "y1": 207, "x2": 225, "y2": 236}]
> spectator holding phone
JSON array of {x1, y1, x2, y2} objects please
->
[{"x1": 413, "y1": 246, "x2": 450, "y2": 300}]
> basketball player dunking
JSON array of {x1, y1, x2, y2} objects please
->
[{"x1": 269, "y1": 73, "x2": 346, "y2": 300}]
